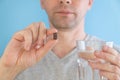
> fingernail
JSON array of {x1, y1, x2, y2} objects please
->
[{"x1": 36, "y1": 45, "x2": 41, "y2": 49}]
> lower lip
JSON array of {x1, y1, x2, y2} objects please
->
[{"x1": 56, "y1": 12, "x2": 73, "y2": 16}]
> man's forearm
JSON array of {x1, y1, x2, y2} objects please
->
[{"x1": 0, "y1": 64, "x2": 21, "y2": 80}]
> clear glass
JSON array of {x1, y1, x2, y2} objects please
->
[
  {"x1": 76, "y1": 40, "x2": 112, "y2": 80},
  {"x1": 76, "y1": 40, "x2": 90, "y2": 80},
  {"x1": 77, "y1": 58, "x2": 88, "y2": 80}
]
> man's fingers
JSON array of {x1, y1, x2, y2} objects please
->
[
  {"x1": 37, "y1": 22, "x2": 57, "y2": 47},
  {"x1": 37, "y1": 22, "x2": 47, "y2": 45},
  {"x1": 89, "y1": 62, "x2": 120, "y2": 80},
  {"x1": 13, "y1": 29, "x2": 33, "y2": 51},
  {"x1": 89, "y1": 62, "x2": 120, "y2": 75},
  {"x1": 95, "y1": 51, "x2": 120, "y2": 67},
  {"x1": 99, "y1": 71, "x2": 120, "y2": 80},
  {"x1": 36, "y1": 39, "x2": 58, "y2": 62},
  {"x1": 13, "y1": 22, "x2": 57, "y2": 51},
  {"x1": 23, "y1": 29, "x2": 33, "y2": 51},
  {"x1": 46, "y1": 28, "x2": 58, "y2": 36},
  {"x1": 102, "y1": 45, "x2": 118, "y2": 56},
  {"x1": 27, "y1": 23, "x2": 39, "y2": 44}
]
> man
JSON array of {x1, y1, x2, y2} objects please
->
[{"x1": 0, "y1": 0, "x2": 120, "y2": 80}]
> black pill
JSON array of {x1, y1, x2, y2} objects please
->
[{"x1": 53, "y1": 33, "x2": 57, "y2": 40}]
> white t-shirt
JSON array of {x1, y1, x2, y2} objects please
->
[{"x1": 15, "y1": 35, "x2": 120, "y2": 80}]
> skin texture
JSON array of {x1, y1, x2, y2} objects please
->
[
  {"x1": 41, "y1": 0, "x2": 92, "y2": 31},
  {"x1": 0, "y1": 0, "x2": 120, "y2": 80},
  {"x1": 0, "y1": 23, "x2": 58, "y2": 80}
]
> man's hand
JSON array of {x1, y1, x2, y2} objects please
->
[
  {"x1": 90, "y1": 46, "x2": 120, "y2": 80},
  {"x1": 0, "y1": 22, "x2": 58, "y2": 80},
  {"x1": 80, "y1": 46, "x2": 120, "y2": 80}
]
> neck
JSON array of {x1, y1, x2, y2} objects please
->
[{"x1": 50, "y1": 19, "x2": 86, "y2": 58}]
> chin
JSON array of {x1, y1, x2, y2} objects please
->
[
  {"x1": 50, "y1": 18, "x2": 77, "y2": 31},
  {"x1": 54, "y1": 25, "x2": 76, "y2": 32}
]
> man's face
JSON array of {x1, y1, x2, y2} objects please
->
[{"x1": 41, "y1": 0, "x2": 93, "y2": 31}]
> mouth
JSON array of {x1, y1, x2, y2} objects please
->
[{"x1": 55, "y1": 10, "x2": 74, "y2": 16}]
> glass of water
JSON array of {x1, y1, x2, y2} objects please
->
[{"x1": 76, "y1": 40, "x2": 113, "y2": 80}]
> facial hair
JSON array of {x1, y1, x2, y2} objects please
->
[{"x1": 47, "y1": 4, "x2": 85, "y2": 31}]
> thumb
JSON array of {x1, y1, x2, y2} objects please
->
[{"x1": 36, "y1": 39, "x2": 58, "y2": 61}]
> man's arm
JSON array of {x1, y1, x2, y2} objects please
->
[
  {"x1": 0, "y1": 22, "x2": 57, "y2": 80},
  {"x1": 0, "y1": 63, "x2": 20, "y2": 80}
]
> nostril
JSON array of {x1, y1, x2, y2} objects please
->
[
  {"x1": 66, "y1": 1, "x2": 70, "y2": 4},
  {"x1": 60, "y1": 1, "x2": 63, "y2": 4},
  {"x1": 59, "y1": 0, "x2": 71, "y2": 4}
]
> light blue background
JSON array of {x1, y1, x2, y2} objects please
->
[{"x1": 0, "y1": 0, "x2": 120, "y2": 56}]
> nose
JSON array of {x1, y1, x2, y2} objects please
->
[{"x1": 59, "y1": 0, "x2": 72, "y2": 5}]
